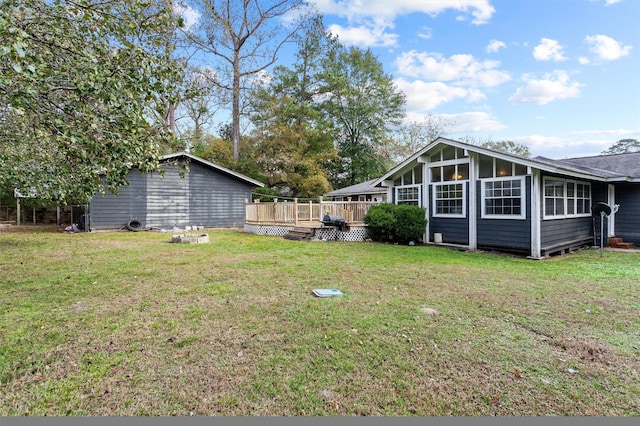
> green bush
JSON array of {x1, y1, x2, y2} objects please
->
[{"x1": 364, "y1": 203, "x2": 427, "y2": 243}]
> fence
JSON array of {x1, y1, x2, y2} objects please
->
[
  {"x1": 0, "y1": 204, "x2": 88, "y2": 225},
  {"x1": 245, "y1": 198, "x2": 380, "y2": 226}
]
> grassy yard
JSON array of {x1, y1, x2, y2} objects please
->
[{"x1": 1, "y1": 227, "x2": 639, "y2": 416}]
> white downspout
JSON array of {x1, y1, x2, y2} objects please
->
[{"x1": 608, "y1": 184, "x2": 615, "y2": 238}]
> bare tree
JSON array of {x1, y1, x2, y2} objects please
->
[
  {"x1": 385, "y1": 114, "x2": 453, "y2": 165},
  {"x1": 180, "y1": 66, "x2": 228, "y2": 148},
  {"x1": 183, "y1": 0, "x2": 309, "y2": 160}
]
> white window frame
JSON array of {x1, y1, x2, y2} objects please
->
[
  {"x1": 543, "y1": 177, "x2": 592, "y2": 220},
  {"x1": 481, "y1": 176, "x2": 526, "y2": 220},
  {"x1": 395, "y1": 184, "x2": 422, "y2": 206},
  {"x1": 432, "y1": 182, "x2": 466, "y2": 218}
]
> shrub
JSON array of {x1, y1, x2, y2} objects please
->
[
  {"x1": 364, "y1": 203, "x2": 427, "y2": 243},
  {"x1": 394, "y1": 204, "x2": 428, "y2": 242},
  {"x1": 364, "y1": 203, "x2": 397, "y2": 242}
]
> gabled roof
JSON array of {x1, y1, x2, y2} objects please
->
[
  {"x1": 324, "y1": 179, "x2": 386, "y2": 197},
  {"x1": 556, "y1": 152, "x2": 640, "y2": 180},
  {"x1": 161, "y1": 152, "x2": 264, "y2": 187},
  {"x1": 373, "y1": 137, "x2": 640, "y2": 184}
]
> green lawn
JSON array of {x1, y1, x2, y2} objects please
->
[{"x1": 1, "y1": 227, "x2": 639, "y2": 416}]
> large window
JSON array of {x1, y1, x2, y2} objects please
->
[
  {"x1": 544, "y1": 178, "x2": 591, "y2": 219},
  {"x1": 433, "y1": 183, "x2": 465, "y2": 217},
  {"x1": 429, "y1": 146, "x2": 468, "y2": 217},
  {"x1": 396, "y1": 185, "x2": 421, "y2": 206},
  {"x1": 482, "y1": 177, "x2": 526, "y2": 219}
]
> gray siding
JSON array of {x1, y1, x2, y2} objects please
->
[
  {"x1": 540, "y1": 217, "x2": 593, "y2": 251},
  {"x1": 90, "y1": 160, "x2": 255, "y2": 230},
  {"x1": 145, "y1": 165, "x2": 190, "y2": 229},
  {"x1": 614, "y1": 183, "x2": 640, "y2": 245},
  {"x1": 428, "y1": 183, "x2": 469, "y2": 245},
  {"x1": 539, "y1": 180, "x2": 608, "y2": 252},
  {"x1": 476, "y1": 176, "x2": 531, "y2": 252},
  {"x1": 188, "y1": 162, "x2": 252, "y2": 228},
  {"x1": 89, "y1": 169, "x2": 148, "y2": 230}
]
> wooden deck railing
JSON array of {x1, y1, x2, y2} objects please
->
[{"x1": 245, "y1": 198, "x2": 381, "y2": 226}]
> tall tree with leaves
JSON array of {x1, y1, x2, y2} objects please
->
[
  {"x1": 601, "y1": 138, "x2": 640, "y2": 155},
  {"x1": 183, "y1": 0, "x2": 309, "y2": 161},
  {"x1": 320, "y1": 45, "x2": 406, "y2": 188},
  {"x1": 0, "y1": 0, "x2": 185, "y2": 204},
  {"x1": 248, "y1": 16, "x2": 336, "y2": 198}
]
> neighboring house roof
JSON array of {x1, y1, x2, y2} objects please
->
[
  {"x1": 373, "y1": 137, "x2": 640, "y2": 185},
  {"x1": 324, "y1": 179, "x2": 386, "y2": 198},
  {"x1": 161, "y1": 152, "x2": 264, "y2": 187}
]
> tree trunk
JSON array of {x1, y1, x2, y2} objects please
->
[{"x1": 232, "y1": 68, "x2": 241, "y2": 160}]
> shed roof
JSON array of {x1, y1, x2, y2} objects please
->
[
  {"x1": 161, "y1": 152, "x2": 264, "y2": 187},
  {"x1": 324, "y1": 179, "x2": 386, "y2": 197}
]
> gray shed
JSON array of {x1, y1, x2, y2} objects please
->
[{"x1": 89, "y1": 152, "x2": 264, "y2": 230}]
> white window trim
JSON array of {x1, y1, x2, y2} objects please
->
[
  {"x1": 481, "y1": 176, "x2": 527, "y2": 220},
  {"x1": 543, "y1": 177, "x2": 592, "y2": 220},
  {"x1": 395, "y1": 184, "x2": 422, "y2": 206},
  {"x1": 432, "y1": 182, "x2": 466, "y2": 218}
]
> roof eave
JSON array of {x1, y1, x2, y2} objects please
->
[{"x1": 161, "y1": 152, "x2": 265, "y2": 187}]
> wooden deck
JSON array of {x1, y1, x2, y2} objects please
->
[{"x1": 245, "y1": 199, "x2": 379, "y2": 226}]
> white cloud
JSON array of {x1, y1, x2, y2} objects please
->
[
  {"x1": 516, "y1": 130, "x2": 640, "y2": 158},
  {"x1": 509, "y1": 71, "x2": 583, "y2": 105},
  {"x1": 486, "y1": 40, "x2": 506, "y2": 53},
  {"x1": 417, "y1": 26, "x2": 432, "y2": 40},
  {"x1": 604, "y1": 0, "x2": 622, "y2": 5},
  {"x1": 312, "y1": 0, "x2": 495, "y2": 25},
  {"x1": 327, "y1": 22, "x2": 398, "y2": 47},
  {"x1": 585, "y1": 34, "x2": 632, "y2": 61},
  {"x1": 172, "y1": 1, "x2": 200, "y2": 31},
  {"x1": 568, "y1": 128, "x2": 640, "y2": 138},
  {"x1": 395, "y1": 78, "x2": 472, "y2": 111},
  {"x1": 444, "y1": 112, "x2": 507, "y2": 133},
  {"x1": 578, "y1": 57, "x2": 590, "y2": 65},
  {"x1": 395, "y1": 51, "x2": 511, "y2": 88},
  {"x1": 533, "y1": 38, "x2": 567, "y2": 61}
]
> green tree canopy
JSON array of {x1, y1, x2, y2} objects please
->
[
  {"x1": 247, "y1": 16, "x2": 337, "y2": 198},
  {"x1": 320, "y1": 44, "x2": 406, "y2": 188},
  {"x1": 0, "y1": 0, "x2": 185, "y2": 204}
]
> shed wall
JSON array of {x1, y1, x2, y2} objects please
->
[
  {"x1": 89, "y1": 169, "x2": 148, "y2": 230},
  {"x1": 188, "y1": 162, "x2": 252, "y2": 228},
  {"x1": 90, "y1": 161, "x2": 255, "y2": 230}
]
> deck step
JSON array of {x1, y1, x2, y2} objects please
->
[
  {"x1": 283, "y1": 227, "x2": 315, "y2": 241},
  {"x1": 615, "y1": 242, "x2": 635, "y2": 249},
  {"x1": 608, "y1": 237, "x2": 623, "y2": 247}
]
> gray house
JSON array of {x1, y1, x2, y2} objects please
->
[
  {"x1": 89, "y1": 152, "x2": 263, "y2": 230},
  {"x1": 374, "y1": 137, "x2": 639, "y2": 258}
]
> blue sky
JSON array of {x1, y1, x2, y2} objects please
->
[{"x1": 310, "y1": 0, "x2": 639, "y2": 158}]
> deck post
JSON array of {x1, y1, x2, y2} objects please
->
[
  {"x1": 16, "y1": 197, "x2": 21, "y2": 226},
  {"x1": 309, "y1": 200, "x2": 313, "y2": 221},
  {"x1": 294, "y1": 198, "x2": 298, "y2": 225}
]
